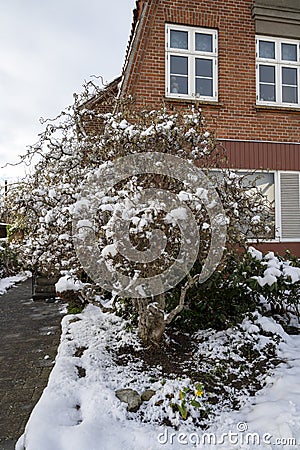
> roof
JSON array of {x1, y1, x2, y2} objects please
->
[
  {"x1": 124, "y1": 0, "x2": 146, "y2": 68},
  {"x1": 80, "y1": 76, "x2": 122, "y2": 110}
]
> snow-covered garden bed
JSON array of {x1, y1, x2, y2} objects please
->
[{"x1": 17, "y1": 302, "x2": 300, "y2": 450}]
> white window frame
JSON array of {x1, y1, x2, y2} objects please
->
[
  {"x1": 165, "y1": 24, "x2": 218, "y2": 101},
  {"x1": 242, "y1": 170, "x2": 300, "y2": 243},
  {"x1": 274, "y1": 171, "x2": 282, "y2": 241},
  {"x1": 209, "y1": 169, "x2": 300, "y2": 242},
  {"x1": 256, "y1": 35, "x2": 300, "y2": 108}
]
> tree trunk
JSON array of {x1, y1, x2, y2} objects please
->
[{"x1": 135, "y1": 294, "x2": 166, "y2": 346}]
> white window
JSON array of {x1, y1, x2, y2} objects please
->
[
  {"x1": 243, "y1": 171, "x2": 300, "y2": 242},
  {"x1": 210, "y1": 169, "x2": 300, "y2": 241},
  {"x1": 165, "y1": 24, "x2": 218, "y2": 101},
  {"x1": 241, "y1": 172, "x2": 276, "y2": 240},
  {"x1": 256, "y1": 36, "x2": 300, "y2": 107}
]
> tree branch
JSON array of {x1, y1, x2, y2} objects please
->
[{"x1": 164, "y1": 274, "x2": 198, "y2": 325}]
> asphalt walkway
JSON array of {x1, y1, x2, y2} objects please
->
[{"x1": 0, "y1": 278, "x2": 64, "y2": 450}]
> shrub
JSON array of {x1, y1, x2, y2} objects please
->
[
  {"x1": 247, "y1": 247, "x2": 300, "y2": 325},
  {"x1": 168, "y1": 251, "x2": 259, "y2": 332},
  {"x1": 6, "y1": 92, "x2": 274, "y2": 345},
  {"x1": 169, "y1": 247, "x2": 300, "y2": 332},
  {"x1": 0, "y1": 241, "x2": 21, "y2": 278},
  {"x1": 94, "y1": 247, "x2": 300, "y2": 334}
]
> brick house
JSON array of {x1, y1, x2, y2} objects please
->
[{"x1": 105, "y1": 0, "x2": 300, "y2": 255}]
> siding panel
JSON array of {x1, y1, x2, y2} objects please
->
[{"x1": 223, "y1": 140, "x2": 300, "y2": 171}]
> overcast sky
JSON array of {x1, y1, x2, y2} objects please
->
[{"x1": 0, "y1": 0, "x2": 135, "y2": 180}]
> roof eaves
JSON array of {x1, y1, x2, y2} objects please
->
[
  {"x1": 119, "y1": 1, "x2": 148, "y2": 97},
  {"x1": 80, "y1": 76, "x2": 122, "y2": 110},
  {"x1": 123, "y1": 0, "x2": 146, "y2": 72}
]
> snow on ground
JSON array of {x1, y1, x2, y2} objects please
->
[
  {"x1": 16, "y1": 304, "x2": 300, "y2": 450},
  {"x1": 207, "y1": 334, "x2": 300, "y2": 449},
  {"x1": 0, "y1": 272, "x2": 30, "y2": 295}
]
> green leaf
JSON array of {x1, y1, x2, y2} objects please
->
[
  {"x1": 195, "y1": 382, "x2": 203, "y2": 390},
  {"x1": 179, "y1": 390, "x2": 186, "y2": 400},
  {"x1": 177, "y1": 401, "x2": 188, "y2": 420},
  {"x1": 190, "y1": 399, "x2": 201, "y2": 408}
]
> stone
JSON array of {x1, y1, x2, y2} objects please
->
[
  {"x1": 115, "y1": 388, "x2": 142, "y2": 412},
  {"x1": 141, "y1": 389, "x2": 156, "y2": 402}
]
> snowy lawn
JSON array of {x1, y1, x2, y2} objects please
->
[
  {"x1": 0, "y1": 272, "x2": 30, "y2": 295},
  {"x1": 17, "y1": 304, "x2": 300, "y2": 450}
]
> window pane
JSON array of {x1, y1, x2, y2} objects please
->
[
  {"x1": 259, "y1": 65, "x2": 275, "y2": 83},
  {"x1": 242, "y1": 172, "x2": 275, "y2": 204},
  {"x1": 282, "y1": 67, "x2": 297, "y2": 86},
  {"x1": 260, "y1": 84, "x2": 276, "y2": 101},
  {"x1": 240, "y1": 172, "x2": 275, "y2": 239},
  {"x1": 195, "y1": 33, "x2": 213, "y2": 52},
  {"x1": 282, "y1": 43, "x2": 297, "y2": 61},
  {"x1": 196, "y1": 58, "x2": 213, "y2": 77},
  {"x1": 170, "y1": 30, "x2": 188, "y2": 49},
  {"x1": 170, "y1": 56, "x2": 188, "y2": 75},
  {"x1": 259, "y1": 40, "x2": 275, "y2": 59},
  {"x1": 170, "y1": 75, "x2": 188, "y2": 94},
  {"x1": 256, "y1": 173, "x2": 275, "y2": 204},
  {"x1": 282, "y1": 86, "x2": 298, "y2": 103},
  {"x1": 196, "y1": 78, "x2": 213, "y2": 96}
]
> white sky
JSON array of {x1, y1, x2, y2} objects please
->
[{"x1": 0, "y1": 0, "x2": 135, "y2": 180}]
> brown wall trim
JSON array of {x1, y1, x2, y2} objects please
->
[
  {"x1": 253, "y1": 242, "x2": 300, "y2": 257},
  {"x1": 221, "y1": 140, "x2": 300, "y2": 171}
]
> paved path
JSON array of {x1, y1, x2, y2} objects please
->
[{"x1": 0, "y1": 279, "x2": 64, "y2": 450}]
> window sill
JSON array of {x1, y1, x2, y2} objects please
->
[
  {"x1": 164, "y1": 97, "x2": 224, "y2": 107},
  {"x1": 279, "y1": 239, "x2": 300, "y2": 243},
  {"x1": 249, "y1": 238, "x2": 300, "y2": 244},
  {"x1": 255, "y1": 104, "x2": 300, "y2": 114}
]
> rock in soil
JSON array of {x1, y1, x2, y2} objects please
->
[
  {"x1": 141, "y1": 389, "x2": 156, "y2": 402},
  {"x1": 115, "y1": 388, "x2": 142, "y2": 412}
]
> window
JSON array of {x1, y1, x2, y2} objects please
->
[
  {"x1": 165, "y1": 24, "x2": 218, "y2": 101},
  {"x1": 241, "y1": 172, "x2": 276, "y2": 240},
  {"x1": 209, "y1": 169, "x2": 300, "y2": 241},
  {"x1": 243, "y1": 171, "x2": 300, "y2": 242},
  {"x1": 256, "y1": 36, "x2": 300, "y2": 107}
]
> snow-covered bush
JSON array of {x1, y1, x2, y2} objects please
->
[
  {"x1": 248, "y1": 247, "x2": 300, "y2": 325},
  {"x1": 55, "y1": 275, "x2": 87, "y2": 314},
  {"x1": 167, "y1": 251, "x2": 258, "y2": 332},
  {"x1": 6, "y1": 82, "x2": 274, "y2": 344},
  {"x1": 165, "y1": 247, "x2": 300, "y2": 332}
]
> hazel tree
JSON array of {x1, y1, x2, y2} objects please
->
[{"x1": 6, "y1": 81, "x2": 274, "y2": 346}]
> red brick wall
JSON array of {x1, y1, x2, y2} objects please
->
[{"x1": 123, "y1": 0, "x2": 300, "y2": 143}]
